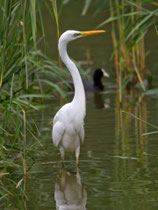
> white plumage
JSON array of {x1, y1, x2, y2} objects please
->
[{"x1": 52, "y1": 30, "x2": 105, "y2": 167}]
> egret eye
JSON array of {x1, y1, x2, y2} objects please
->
[{"x1": 74, "y1": 33, "x2": 80, "y2": 37}]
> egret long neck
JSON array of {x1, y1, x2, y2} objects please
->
[{"x1": 59, "y1": 41, "x2": 86, "y2": 113}]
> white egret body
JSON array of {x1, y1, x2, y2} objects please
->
[{"x1": 52, "y1": 30, "x2": 105, "y2": 167}]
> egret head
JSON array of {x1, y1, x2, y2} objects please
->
[{"x1": 59, "y1": 30, "x2": 105, "y2": 44}]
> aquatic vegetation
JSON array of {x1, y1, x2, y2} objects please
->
[
  {"x1": 97, "y1": 0, "x2": 158, "y2": 102},
  {"x1": 0, "y1": 0, "x2": 68, "y2": 206}
]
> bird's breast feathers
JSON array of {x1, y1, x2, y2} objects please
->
[
  {"x1": 53, "y1": 105, "x2": 84, "y2": 139},
  {"x1": 54, "y1": 103, "x2": 84, "y2": 127}
]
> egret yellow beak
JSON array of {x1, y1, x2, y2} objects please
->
[{"x1": 81, "y1": 30, "x2": 105, "y2": 36}]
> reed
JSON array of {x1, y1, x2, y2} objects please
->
[
  {"x1": 97, "y1": 0, "x2": 158, "y2": 102},
  {"x1": 0, "y1": 0, "x2": 69, "y2": 206}
]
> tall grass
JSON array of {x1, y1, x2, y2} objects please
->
[
  {"x1": 97, "y1": 0, "x2": 157, "y2": 103},
  {"x1": 0, "y1": 0, "x2": 68, "y2": 206}
]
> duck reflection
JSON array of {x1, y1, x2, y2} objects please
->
[
  {"x1": 94, "y1": 91, "x2": 111, "y2": 109},
  {"x1": 54, "y1": 170, "x2": 87, "y2": 210}
]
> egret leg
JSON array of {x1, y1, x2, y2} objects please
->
[
  {"x1": 59, "y1": 147, "x2": 65, "y2": 168},
  {"x1": 76, "y1": 170, "x2": 81, "y2": 185},
  {"x1": 75, "y1": 146, "x2": 80, "y2": 168}
]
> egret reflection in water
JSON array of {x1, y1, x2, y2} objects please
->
[{"x1": 54, "y1": 170, "x2": 87, "y2": 210}]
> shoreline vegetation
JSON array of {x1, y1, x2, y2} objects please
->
[{"x1": 0, "y1": 1, "x2": 67, "y2": 206}]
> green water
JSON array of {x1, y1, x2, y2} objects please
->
[
  {"x1": 24, "y1": 90, "x2": 158, "y2": 210},
  {"x1": 7, "y1": 1, "x2": 158, "y2": 209}
]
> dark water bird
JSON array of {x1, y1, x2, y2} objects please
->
[
  {"x1": 52, "y1": 30, "x2": 105, "y2": 167},
  {"x1": 55, "y1": 170, "x2": 87, "y2": 210},
  {"x1": 84, "y1": 68, "x2": 109, "y2": 91},
  {"x1": 69, "y1": 68, "x2": 109, "y2": 92}
]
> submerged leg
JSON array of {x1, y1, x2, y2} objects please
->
[
  {"x1": 59, "y1": 147, "x2": 65, "y2": 168},
  {"x1": 76, "y1": 169, "x2": 81, "y2": 185},
  {"x1": 75, "y1": 146, "x2": 80, "y2": 168}
]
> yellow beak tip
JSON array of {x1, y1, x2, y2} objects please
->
[{"x1": 81, "y1": 30, "x2": 106, "y2": 36}]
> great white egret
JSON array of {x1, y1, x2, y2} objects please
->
[{"x1": 52, "y1": 30, "x2": 105, "y2": 167}]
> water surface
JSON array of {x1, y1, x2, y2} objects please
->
[{"x1": 25, "y1": 88, "x2": 158, "y2": 210}]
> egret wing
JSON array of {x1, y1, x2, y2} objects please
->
[
  {"x1": 53, "y1": 112, "x2": 59, "y2": 125},
  {"x1": 78, "y1": 124, "x2": 85, "y2": 143},
  {"x1": 52, "y1": 121, "x2": 65, "y2": 147}
]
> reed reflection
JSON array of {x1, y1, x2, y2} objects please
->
[
  {"x1": 114, "y1": 90, "x2": 149, "y2": 175},
  {"x1": 54, "y1": 170, "x2": 87, "y2": 210}
]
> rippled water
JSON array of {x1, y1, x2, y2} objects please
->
[
  {"x1": 22, "y1": 86, "x2": 158, "y2": 210},
  {"x1": 14, "y1": 1, "x2": 158, "y2": 209}
]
